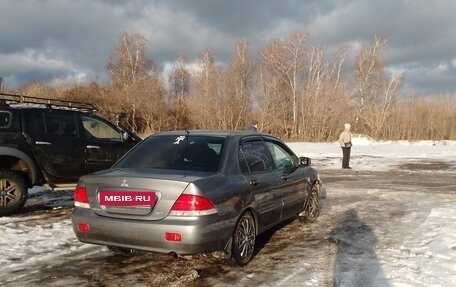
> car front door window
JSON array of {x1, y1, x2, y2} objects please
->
[
  {"x1": 81, "y1": 116, "x2": 121, "y2": 141},
  {"x1": 265, "y1": 141, "x2": 296, "y2": 170}
]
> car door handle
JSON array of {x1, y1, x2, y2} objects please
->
[
  {"x1": 249, "y1": 179, "x2": 259, "y2": 186},
  {"x1": 35, "y1": 141, "x2": 51, "y2": 145},
  {"x1": 86, "y1": 145, "x2": 101, "y2": 149},
  {"x1": 281, "y1": 174, "x2": 288, "y2": 181}
]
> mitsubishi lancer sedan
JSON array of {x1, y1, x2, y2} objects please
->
[{"x1": 72, "y1": 131, "x2": 322, "y2": 265}]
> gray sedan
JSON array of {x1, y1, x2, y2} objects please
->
[{"x1": 72, "y1": 131, "x2": 322, "y2": 265}]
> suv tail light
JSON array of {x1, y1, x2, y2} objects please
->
[
  {"x1": 169, "y1": 194, "x2": 217, "y2": 216},
  {"x1": 74, "y1": 183, "x2": 90, "y2": 209}
]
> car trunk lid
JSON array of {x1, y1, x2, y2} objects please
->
[{"x1": 83, "y1": 168, "x2": 206, "y2": 220}]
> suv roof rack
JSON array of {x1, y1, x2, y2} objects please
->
[{"x1": 0, "y1": 92, "x2": 97, "y2": 112}]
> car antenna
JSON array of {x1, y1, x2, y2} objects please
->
[
  {"x1": 184, "y1": 129, "x2": 190, "y2": 175},
  {"x1": 185, "y1": 129, "x2": 190, "y2": 154}
]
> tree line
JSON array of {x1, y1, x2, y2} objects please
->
[{"x1": 11, "y1": 31, "x2": 456, "y2": 141}]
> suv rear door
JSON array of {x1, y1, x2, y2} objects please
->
[
  {"x1": 78, "y1": 114, "x2": 135, "y2": 174},
  {"x1": 23, "y1": 109, "x2": 85, "y2": 182}
]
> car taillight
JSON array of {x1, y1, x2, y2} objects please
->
[
  {"x1": 169, "y1": 194, "x2": 217, "y2": 216},
  {"x1": 165, "y1": 232, "x2": 182, "y2": 242},
  {"x1": 74, "y1": 184, "x2": 90, "y2": 209},
  {"x1": 77, "y1": 223, "x2": 90, "y2": 233}
]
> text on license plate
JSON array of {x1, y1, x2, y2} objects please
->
[{"x1": 99, "y1": 191, "x2": 156, "y2": 206}]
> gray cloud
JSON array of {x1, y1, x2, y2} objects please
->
[{"x1": 0, "y1": 0, "x2": 455, "y2": 94}]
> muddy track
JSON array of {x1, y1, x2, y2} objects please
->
[{"x1": 2, "y1": 170, "x2": 455, "y2": 286}]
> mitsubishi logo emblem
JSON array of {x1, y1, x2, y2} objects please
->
[{"x1": 121, "y1": 179, "x2": 129, "y2": 187}]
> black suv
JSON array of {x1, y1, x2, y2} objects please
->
[{"x1": 0, "y1": 93, "x2": 140, "y2": 216}]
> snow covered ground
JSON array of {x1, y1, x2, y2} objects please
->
[
  {"x1": 0, "y1": 139, "x2": 455, "y2": 286},
  {"x1": 288, "y1": 135, "x2": 456, "y2": 173},
  {"x1": 378, "y1": 207, "x2": 456, "y2": 286}
]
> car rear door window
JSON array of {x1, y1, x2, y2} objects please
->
[
  {"x1": 239, "y1": 140, "x2": 274, "y2": 173},
  {"x1": 23, "y1": 110, "x2": 45, "y2": 135},
  {"x1": 44, "y1": 112, "x2": 77, "y2": 136}
]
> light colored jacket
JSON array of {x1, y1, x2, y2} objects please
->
[{"x1": 338, "y1": 130, "x2": 352, "y2": 147}]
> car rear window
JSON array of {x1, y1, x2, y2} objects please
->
[{"x1": 116, "y1": 135, "x2": 226, "y2": 172}]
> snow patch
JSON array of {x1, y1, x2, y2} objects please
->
[
  {"x1": 287, "y1": 139, "x2": 456, "y2": 173},
  {"x1": 377, "y1": 207, "x2": 456, "y2": 286}
]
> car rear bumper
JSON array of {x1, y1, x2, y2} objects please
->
[{"x1": 72, "y1": 208, "x2": 236, "y2": 255}]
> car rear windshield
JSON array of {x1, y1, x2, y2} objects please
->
[{"x1": 115, "y1": 135, "x2": 226, "y2": 172}]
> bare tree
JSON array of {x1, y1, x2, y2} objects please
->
[
  {"x1": 189, "y1": 50, "x2": 220, "y2": 129},
  {"x1": 257, "y1": 59, "x2": 298, "y2": 137},
  {"x1": 354, "y1": 36, "x2": 403, "y2": 137},
  {"x1": 354, "y1": 36, "x2": 387, "y2": 113},
  {"x1": 261, "y1": 31, "x2": 309, "y2": 137},
  {"x1": 104, "y1": 33, "x2": 167, "y2": 134},
  {"x1": 298, "y1": 44, "x2": 350, "y2": 141},
  {"x1": 168, "y1": 55, "x2": 191, "y2": 129},
  {"x1": 169, "y1": 55, "x2": 190, "y2": 100},
  {"x1": 106, "y1": 33, "x2": 158, "y2": 89},
  {"x1": 218, "y1": 39, "x2": 252, "y2": 130}
]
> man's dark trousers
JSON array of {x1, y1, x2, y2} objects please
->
[{"x1": 342, "y1": 147, "x2": 351, "y2": 168}]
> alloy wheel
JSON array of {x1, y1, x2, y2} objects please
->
[
  {"x1": 233, "y1": 213, "x2": 256, "y2": 265},
  {"x1": 306, "y1": 189, "x2": 320, "y2": 223},
  {"x1": 0, "y1": 178, "x2": 19, "y2": 207}
]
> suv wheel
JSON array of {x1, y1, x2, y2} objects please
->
[{"x1": 0, "y1": 170, "x2": 28, "y2": 216}]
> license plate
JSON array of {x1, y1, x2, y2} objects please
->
[{"x1": 99, "y1": 191, "x2": 156, "y2": 207}]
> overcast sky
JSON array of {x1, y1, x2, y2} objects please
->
[{"x1": 0, "y1": 0, "x2": 455, "y2": 95}]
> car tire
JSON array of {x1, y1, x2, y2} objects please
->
[
  {"x1": 0, "y1": 170, "x2": 28, "y2": 217},
  {"x1": 298, "y1": 186, "x2": 320, "y2": 223},
  {"x1": 231, "y1": 212, "x2": 256, "y2": 266}
]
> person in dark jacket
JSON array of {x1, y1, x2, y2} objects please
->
[
  {"x1": 247, "y1": 120, "x2": 258, "y2": 131},
  {"x1": 338, "y1": 123, "x2": 352, "y2": 169}
]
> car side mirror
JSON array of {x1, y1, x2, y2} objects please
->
[
  {"x1": 115, "y1": 113, "x2": 126, "y2": 127},
  {"x1": 122, "y1": 132, "x2": 137, "y2": 143},
  {"x1": 299, "y1": 157, "x2": 311, "y2": 166},
  {"x1": 122, "y1": 132, "x2": 130, "y2": 142}
]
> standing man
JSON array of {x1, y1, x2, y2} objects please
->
[
  {"x1": 247, "y1": 120, "x2": 258, "y2": 132},
  {"x1": 338, "y1": 123, "x2": 352, "y2": 169}
]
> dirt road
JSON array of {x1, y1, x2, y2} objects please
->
[{"x1": 1, "y1": 169, "x2": 455, "y2": 286}]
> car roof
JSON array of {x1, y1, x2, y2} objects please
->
[
  {"x1": 1, "y1": 106, "x2": 92, "y2": 113},
  {"x1": 155, "y1": 130, "x2": 266, "y2": 137},
  {"x1": 154, "y1": 130, "x2": 283, "y2": 143}
]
